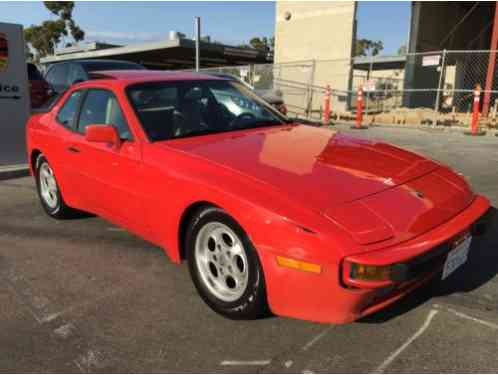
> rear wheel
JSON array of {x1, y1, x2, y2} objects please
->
[
  {"x1": 35, "y1": 155, "x2": 80, "y2": 219},
  {"x1": 186, "y1": 206, "x2": 269, "y2": 320}
]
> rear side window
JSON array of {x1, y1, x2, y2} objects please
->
[
  {"x1": 68, "y1": 64, "x2": 87, "y2": 85},
  {"x1": 77, "y1": 89, "x2": 132, "y2": 140},
  {"x1": 57, "y1": 91, "x2": 83, "y2": 130}
]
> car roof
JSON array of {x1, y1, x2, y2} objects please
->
[
  {"x1": 207, "y1": 73, "x2": 237, "y2": 80},
  {"x1": 50, "y1": 59, "x2": 142, "y2": 66},
  {"x1": 47, "y1": 59, "x2": 145, "y2": 73},
  {"x1": 88, "y1": 70, "x2": 228, "y2": 84}
]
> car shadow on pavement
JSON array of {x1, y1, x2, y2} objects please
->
[{"x1": 360, "y1": 207, "x2": 498, "y2": 324}]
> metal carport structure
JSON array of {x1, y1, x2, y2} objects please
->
[{"x1": 40, "y1": 37, "x2": 272, "y2": 70}]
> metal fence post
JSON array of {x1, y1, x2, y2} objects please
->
[
  {"x1": 249, "y1": 64, "x2": 254, "y2": 88},
  {"x1": 306, "y1": 59, "x2": 316, "y2": 119},
  {"x1": 365, "y1": 55, "x2": 374, "y2": 118},
  {"x1": 433, "y1": 49, "x2": 447, "y2": 125}
]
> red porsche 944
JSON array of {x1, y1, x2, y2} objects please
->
[{"x1": 26, "y1": 71, "x2": 491, "y2": 323}]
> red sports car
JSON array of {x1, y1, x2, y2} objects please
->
[{"x1": 26, "y1": 71, "x2": 491, "y2": 323}]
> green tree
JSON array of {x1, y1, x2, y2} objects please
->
[
  {"x1": 248, "y1": 36, "x2": 274, "y2": 52},
  {"x1": 24, "y1": 1, "x2": 85, "y2": 61},
  {"x1": 355, "y1": 38, "x2": 384, "y2": 57}
]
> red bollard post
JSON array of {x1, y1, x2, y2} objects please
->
[
  {"x1": 351, "y1": 87, "x2": 368, "y2": 130},
  {"x1": 323, "y1": 85, "x2": 331, "y2": 126},
  {"x1": 465, "y1": 84, "x2": 486, "y2": 136}
]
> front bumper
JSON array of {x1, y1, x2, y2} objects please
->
[{"x1": 261, "y1": 195, "x2": 492, "y2": 324}]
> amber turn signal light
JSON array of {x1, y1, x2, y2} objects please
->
[
  {"x1": 350, "y1": 263, "x2": 391, "y2": 281},
  {"x1": 276, "y1": 256, "x2": 322, "y2": 274}
]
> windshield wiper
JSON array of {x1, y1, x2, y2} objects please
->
[
  {"x1": 167, "y1": 120, "x2": 289, "y2": 141},
  {"x1": 171, "y1": 127, "x2": 224, "y2": 139},
  {"x1": 232, "y1": 120, "x2": 288, "y2": 131}
]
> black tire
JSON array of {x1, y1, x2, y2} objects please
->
[
  {"x1": 35, "y1": 155, "x2": 80, "y2": 219},
  {"x1": 186, "y1": 206, "x2": 270, "y2": 320}
]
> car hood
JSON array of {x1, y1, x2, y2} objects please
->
[{"x1": 160, "y1": 124, "x2": 440, "y2": 214}]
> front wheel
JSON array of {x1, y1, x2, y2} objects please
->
[
  {"x1": 35, "y1": 155, "x2": 80, "y2": 219},
  {"x1": 186, "y1": 206, "x2": 269, "y2": 320}
]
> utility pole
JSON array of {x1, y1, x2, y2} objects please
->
[{"x1": 194, "y1": 16, "x2": 201, "y2": 72}]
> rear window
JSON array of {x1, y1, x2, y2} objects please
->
[
  {"x1": 46, "y1": 64, "x2": 69, "y2": 86},
  {"x1": 27, "y1": 64, "x2": 43, "y2": 80},
  {"x1": 82, "y1": 61, "x2": 145, "y2": 72}
]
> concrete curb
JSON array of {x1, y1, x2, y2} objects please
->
[{"x1": 0, "y1": 164, "x2": 30, "y2": 181}]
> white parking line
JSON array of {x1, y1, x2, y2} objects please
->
[
  {"x1": 1, "y1": 265, "x2": 113, "y2": 373},
  {"x1": 374, "y1": 309, "x2": 439, "y2": 373},
  {"x1": 53, "y1": 323, "x2": 76, "y2": 339},
  {"x1": 220, "y1": 360, "x2": 271, "y2": 366},
  {"x1": 284, "y1": 360, "x2": 294, "y2": 368},
  {"x1": 107, "y1": 227, "x2": 126, "y2": 232},
  {"x1": 73, "y1": 360, "x2": 86, "y2": 373},
  {"x1": 301, "y1": 326, "x2": 334, "y2": 352},
  {"x1": 434, "y1": 304, "x2": 498, "y2": 330}
]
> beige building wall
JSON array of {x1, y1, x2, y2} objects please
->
[{"x1": 274, "y1": 1, "x2": 357, "y2": 112}]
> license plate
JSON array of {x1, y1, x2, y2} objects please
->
[{"x1": 442, "y1": 235, "x2": 472, "y2": 280}]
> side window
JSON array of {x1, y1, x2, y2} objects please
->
[
  {"x1": 78, "y1": 90, "x2": 132, "y2": 140},
  {"x1": 56, "y1": 91, "x2": 83, "y2": 130},
  {"x1": 68, "y1": 64, "x2": 87, "y2": 85},
  {"x1": 47, "y1": 64, "x2": 69, "y2": 87},
  {"x1": 129, "y1": 86, "x2": 180, "y2": 141}
]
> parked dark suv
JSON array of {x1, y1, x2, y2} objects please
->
[
  {"x1": 44, "y1": 59, "x2": 146, "y2": 94},
  {"x1": 28, "y1": 63, "x2": 50, "y2": 109}
]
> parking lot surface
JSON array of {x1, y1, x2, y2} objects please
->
[{"x1": 1, "y1": 124, "x2": 497, "y2": 373}]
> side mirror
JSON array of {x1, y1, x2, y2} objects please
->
[{"x1": 85, "y1": 124, "x2": 121, "y2": 149}]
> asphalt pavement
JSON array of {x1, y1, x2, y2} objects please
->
[{"x1": 0, "y1": 124, "x2": 497, "y2": 373}]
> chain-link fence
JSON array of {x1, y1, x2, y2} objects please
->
[{"x1": 193, "y1": 50, "x2": 498, "y2": 127}]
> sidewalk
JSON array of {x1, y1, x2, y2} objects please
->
[{"x1": 0, "y1": 164, "x2": 30, "y2": 181}]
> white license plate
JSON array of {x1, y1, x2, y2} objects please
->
[{"x1": 442, "y1": 235, "x2": 472, "y2": 280}]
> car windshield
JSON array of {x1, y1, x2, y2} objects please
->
[{"x1": 127, "y1": 79, "x2": 289, "y2": 141}]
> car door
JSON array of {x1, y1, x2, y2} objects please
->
[
  {"x1": 71, "y1": 88, "x2": 146, "y2": 233},
  {"x1": 47, "y1": 89, "x2": 91, "y2": 209}
]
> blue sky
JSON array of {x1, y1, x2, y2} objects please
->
[
  {"x1": 0, "y1": 1, "x2": 411, "y2": 54},
  {"x1": 357, "y1": 2, "x2": 411, "y2": 54}
]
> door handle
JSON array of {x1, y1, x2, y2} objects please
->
[{"x1": 67, "y1": 146, "x2": 80, "y2": 153}]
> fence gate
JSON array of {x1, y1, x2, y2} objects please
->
[
  {"x1": 270, "y1": 61, "x2": 315, "y2": 117},
  {"x1": 0, "y1": 22, "x2": 30, "y2": 165}
]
